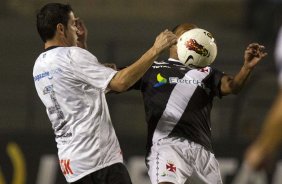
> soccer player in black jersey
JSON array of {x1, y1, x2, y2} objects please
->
[{"x1": 131, "y1": 23, "x2": 267, "y2": 184}]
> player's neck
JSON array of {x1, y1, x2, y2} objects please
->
[
  {"x1": 44, "y1": 40, "x2": 64, "y2": 49},
  {"x1": 44, "y1": 35, "x2": 72, "y2": 49},
  {"x1": 169, "y1": 50, "x2": 179, "y2": 60},
  {"x1": 169, "y1": 53, "x2": 180, "y2": 62}
]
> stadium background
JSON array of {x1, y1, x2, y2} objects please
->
[{"x1": 0, "y1": 0, "x2": 282, "y2": 183}]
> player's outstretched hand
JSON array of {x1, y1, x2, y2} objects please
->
[
  {"x1": 243, "y1": 43, "x2": 267, "y2": 70},
  {"x1": 153, "y1": 30, "x2": 177, "y2": 55},
  {"x1": 76, "y1": 18, "x2": 88, "y2": 49}
]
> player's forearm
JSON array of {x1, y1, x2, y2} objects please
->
[
  {"x1": 109, "y1": 46, "x2": 159, "y2": 92},
  {"x1": 257, "y1": 124, "x2": 282, "y2": 156},
  {"x1": 227, "y1": 65, "x2": 252, "y2": 94},
  {"x1": 254, "y1": 91, "x2": 282, "y2": 153},
  {"x1": 109, "y1": 30, "x2": 176, "y2": 92}
]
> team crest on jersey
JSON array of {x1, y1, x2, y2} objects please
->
[
  {"x1": 166, "y1": 161, "x2": 177, "y2": 173},
  {"x1": 198, "y1": 67, "x2": 209, "y2": 73},
  {"x1": 159, "y1": 161, "x2": 177, "y2": 179},
  {"x1": 153, "y1": 73, "x2": 167, "y2": 87}
]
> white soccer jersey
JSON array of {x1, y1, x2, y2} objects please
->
[
  {"x1": 276, "y1": 26, "x2": 282, "y2": 86},
  {"x1": 33, "y1": 46, "x2": 123, "y2": 182}
]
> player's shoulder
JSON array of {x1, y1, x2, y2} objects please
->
[
  {"x1": 68, "y1": 47, "x2": 97, "y2": 60},
  {"x1": 194, "y1": 66, "x2": 224, "y2": 77},
  {"x1": 206, "y1": 66, "x2": 223, "y2": 74},
  {"x1": 194, "y1": 66, "x2": 212, "y2": 73},
  {"x1": 68, "y1": 46, "x2": 90, "y2": 55}
]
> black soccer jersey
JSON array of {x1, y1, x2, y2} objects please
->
[{"x1": 133, "y1": 59, "x2": 224, "y2": 154}]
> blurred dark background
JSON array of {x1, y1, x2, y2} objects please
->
[{"x1": 1, "y1": 0, "x2": 282, "y2": 184}]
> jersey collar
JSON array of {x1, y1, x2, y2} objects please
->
[
  {"x1": 167, "y1": 58, "x2": 185, "y2": 66},
  {"x1": 44, "y1": 46, "x2": 61, "y2": 51}
]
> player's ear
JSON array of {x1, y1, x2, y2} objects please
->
[{"x1": 56, "y1": 23, "x2": 65, "y2": 35}]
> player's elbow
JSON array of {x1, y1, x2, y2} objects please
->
[
  {"x1": 221, "y1": 76, "x2": 242, "y2": 95},
  {"x1": 221, "y1": 85, "x2": 241, "y2": 96},
  {"x1": 108, "y1": 79, "x2": 131, "y2": 92}
]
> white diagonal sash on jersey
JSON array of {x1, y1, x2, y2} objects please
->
[{"x1": 152, "y1": 68, "x2": 211, "y2": 143}]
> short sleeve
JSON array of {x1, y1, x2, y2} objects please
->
[
  {"x1": 69, "y1": 47, "x2": 118, "y2": 91},
  {"x1": 209, "y1": 67, "x2": 224, "y2": 98}
]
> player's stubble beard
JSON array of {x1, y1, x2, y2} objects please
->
[{"x1": 63, "y1": 29, "x2": 78, "y2": 47}]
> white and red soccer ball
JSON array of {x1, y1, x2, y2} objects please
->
[{"x1": 177, "y1": 28, "x2": 217, "y2": 68}]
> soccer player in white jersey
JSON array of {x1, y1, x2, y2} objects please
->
[
  {"x1": 33, "y1": 3, "x2": 177, "y2": 184},
  {"x1": 244, "y1": 25, "x2": 282, "y2": 171},
  {"x1": 130, "y1": 23, "x2": 267, "y2": 184}
]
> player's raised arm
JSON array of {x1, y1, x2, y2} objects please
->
[
  {"x1": 244, "y1": 89, "x2": 282, "y2": 169},
  {"x1": 108, "y1": 30, "x2": 177, "y2": 92},
  {"x1": 220, "y1": 43, "x2": 267, "y2": 95}
]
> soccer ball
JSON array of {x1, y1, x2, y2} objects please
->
[{"x1": 177, "y1": 28, "x2": 217, "y2": 68}]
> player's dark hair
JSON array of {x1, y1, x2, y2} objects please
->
[
  {"x1": 36, "y1": 3, "x2": 73, "y2": 42},
  {"x1": 172, "y1": 24, "x2": 181, "y2": 33}
]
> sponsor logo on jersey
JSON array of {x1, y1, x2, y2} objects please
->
[
  {"x1": 34, "y1": 71, "x2": 49, "y2": 82},
  {"x1": 152, "y1": 61, "x2": 171, "y2": 69},
  {"x1": 59, "y1": 159, "x2": 73, "y2": 175},
  {"x1": 34, "y1": 68, "x2": 63, "y2": 82},
  {"x1": 152, "y1": 65, "x2": 171, "y2": 69},
  {"x1": 153, "y1": 73, "x2": 167, "y2": 87},
  {"x1": 169, "y1": 77, "x2": 203, "y2": 86},
  {"x1": 154, "y1": 73, "x2": 207, "y2": 89},
  {"x1": 160, "y1": 171, "x2": 176, "y2": 179}
]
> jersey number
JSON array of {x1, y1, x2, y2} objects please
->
[{"x1": 43, "y1": 85, "x2": 65, "y2": 120}]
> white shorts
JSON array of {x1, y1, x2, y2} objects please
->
[{"x1": 146, "y1": 137, "x2": 223, "y2": 184}]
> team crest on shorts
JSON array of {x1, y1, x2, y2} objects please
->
[{"x1": 166, "y1": 161, "x2": 176, "y2": 173}]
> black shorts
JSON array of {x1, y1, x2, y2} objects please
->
[{"x1": 71, "y1": 163, "x2": 132, "y2": 184}]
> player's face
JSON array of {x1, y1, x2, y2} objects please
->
[{"x1": 64, "y1": 11, "x2": 79, "y2": 46}]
